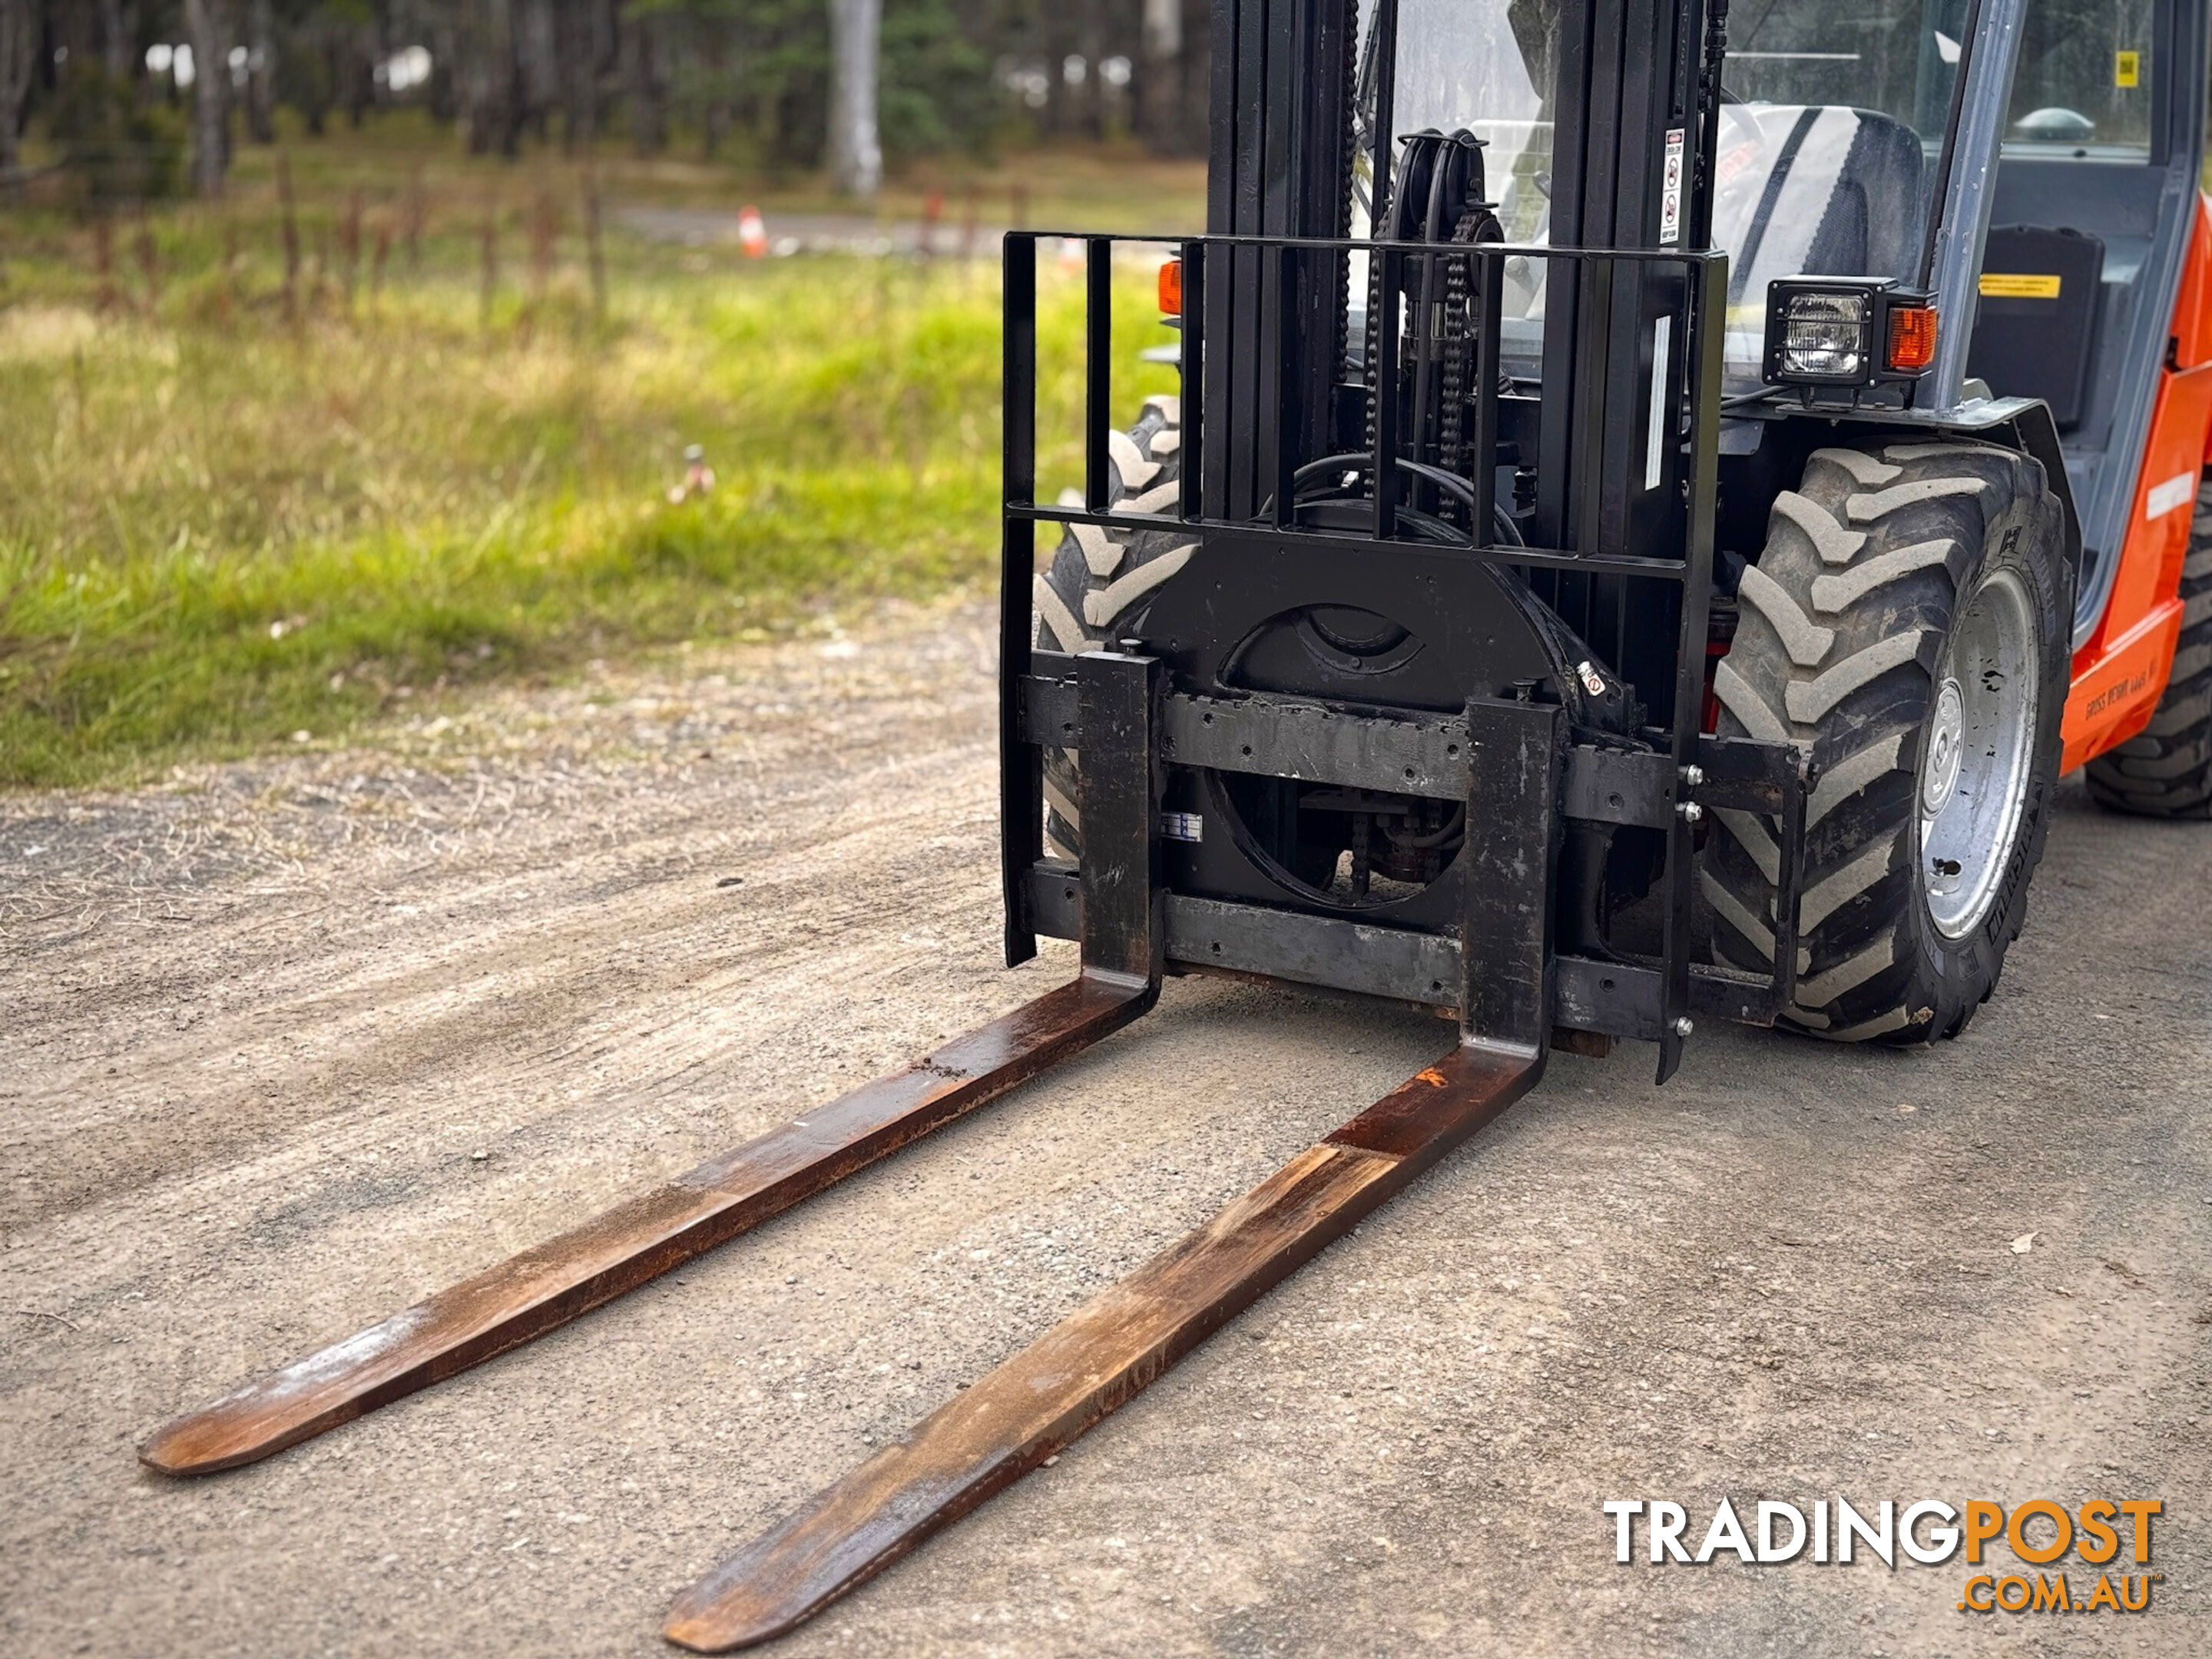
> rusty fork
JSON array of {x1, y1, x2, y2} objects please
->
[
  {"x1": 139, "y1": 974, "x2": 1153, "y2": 1478},
  {"x1": 661, "y1": 1037, "x2": 1543, "y2": 1652}
]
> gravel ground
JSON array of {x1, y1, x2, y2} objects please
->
[{"x1": 2, "y1": 599, "x2": 2207, "y2": 1658}]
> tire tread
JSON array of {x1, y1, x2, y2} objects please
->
[
  {"x1": 1704, "y1": 440, "x2": 2062, "y2": 1043},
  {"x1": 1035, "y1": 401, "x2": 1186, "y2": 856}
]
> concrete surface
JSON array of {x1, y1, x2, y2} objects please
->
[{"x1": 2, "y1": 601, "x2": 2207, "y2": 1657}]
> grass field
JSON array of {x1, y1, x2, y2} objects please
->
[{"x1": 0, "y1": 124, "x2": 1199, "y2": 787}]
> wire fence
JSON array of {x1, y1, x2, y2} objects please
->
[{"x1": 10, "y1": 155, "x2": 1056, "y2": 338}]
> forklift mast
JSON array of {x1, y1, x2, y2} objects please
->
[
  {"x1": 1203, "y1": 0, "x2": 1714, "y2": 565},
  {"x1": 995, "y1": 0, "x2": 1794, "y2": 1084}
]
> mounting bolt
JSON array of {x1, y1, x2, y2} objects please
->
[
  {"x1": 1671, "y1": 1015, "x2": 1694, "y2": 1038},
  {"x1": 1677, "y1": 800, "x2": 1704, "y2": 823},
  {"x1": 1681, "y1": 764, "x2": 1706, "y2": 787}
]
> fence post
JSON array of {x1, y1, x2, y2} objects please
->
[
  {"x1": 478, "y1": 200, "x2": 498, "y2": 329},
  {"x1": 919, "y1": 187, "x2": 942, "y2": 261},
  {"x1": 530, "y1": 189, "x2": 557, "y2": 299},
  {"x1": 134, "y1": 206, "x2": 160, "y2": 315},
  {"x1": 220, "y1": 210, "x2": 237, "y2": 326},
  {"x1": 371, "y1": 214, "x2": 392, "y2": 301},
  {"x1": 406, "y1": 166, "x2": 426, "y2": 278},
  {"x1": 278, "y1": 152, "x2": 300, "y2": 322},
  {"x1": 340, "y1": 187, "x2": 363, "y2": 312},
  {"x1": 92, "y1": 211, "x2": 117, "y2": 313},
  {"x1": 583, "y1": 170, "x2": 607, "y2": 325}
]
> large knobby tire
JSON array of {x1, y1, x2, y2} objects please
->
[
  {"x1": 1704, "y1": 441, "x2": 2070, "y2": 1044},
  {"x1": 1035, "y1": 393, "x2": 1190, "y2": 859},
  {"x1": 2085, "y1": 472, "x2": 2212, "y2": 816}
]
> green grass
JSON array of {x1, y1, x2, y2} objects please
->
[{"x1": 0, "y1": 153, "x2": 1189, "y2": 787}]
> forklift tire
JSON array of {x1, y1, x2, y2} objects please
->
[
  {"x1": 1034, "y1": 394, "x2": 1190, "y2": 859},
  {"x1": 1704, "y1": 441, "x2": 2070, "y2": 1044},
  {"x1": 2085, "y1": 472, "x2": 2212, "y2": 817}
]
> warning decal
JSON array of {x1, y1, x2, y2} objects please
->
[{"x1": 1979, "y1": 273, "x2": 2063, "y2": 299}]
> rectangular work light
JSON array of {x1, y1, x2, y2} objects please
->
[{"x1": 1763, "y1": 277, "x2": 1936, "y2": 389}]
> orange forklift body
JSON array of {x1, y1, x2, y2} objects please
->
[{"x1": 2065, "y1": 194, "x2": 2212, "y2": 770}]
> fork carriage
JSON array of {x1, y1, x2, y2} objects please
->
[{"x1": 1002, "y1": 232, "x2": 1806, "y2": 1082}]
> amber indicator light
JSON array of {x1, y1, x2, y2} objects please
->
[
  {"x1": 1887, "y1": 305, "x2": 1937, "y2": 373},
  {"x1": 1158, "y1": 257, "x2": 1183, "y2": 318}
]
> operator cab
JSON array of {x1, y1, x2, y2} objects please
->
[
  {"x1": 1361, "y1": 0, "x2": 2199, "y2": 644},
  {"x1": 1348, "y1": 0, "x2": 1962, "y2": 391},
  {"x1": 1976, "y1": 0, "x2": 2187, "y2": 639}
]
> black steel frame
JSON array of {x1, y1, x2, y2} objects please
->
[
  {"x1": 999, "y1": 230, "x2": 1806, "y2": 1081},
  {"x1": 992, "y1": 0, "x2": 1823, "y2": 1082}
]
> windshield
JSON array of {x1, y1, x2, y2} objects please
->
[
  {"x1": 2004, "y1": 0, "x2": 2156, "y2": 154},
  {"x1": 1724, "y1": 0, "x2": 1970, "y2": 141},
  {"x1": 1351, "y1": 0, "x2": 1963, "y2": 384},
  {"x1": 1714, "y1": 2, "x2": 1968, "y2": 379},
  {"x1": 1353, "y1": 0, "x2": 1964, "y2": 387},
  {"x1": 1346, "y1": 0, "x2": 1561, "y2": 370},
  {"x1": 1376, "y1": 0, "x2": 1559, "y2": 243}
]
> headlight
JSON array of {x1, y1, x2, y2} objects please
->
[
  {"x1": 1780, "y1": 291, "x2": 1868, "y2": 379},
  {"x1": 1763, "y1": 278, "x2": 1936, "y2": 389}
]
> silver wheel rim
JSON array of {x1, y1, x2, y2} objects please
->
[{"x1": 1920, "y1": 566, "x2": 2038, "y2": 939}]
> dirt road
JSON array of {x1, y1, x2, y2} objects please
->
[{"x1": 4, "y1": 601, "x2": 2207, "y2": 1657}]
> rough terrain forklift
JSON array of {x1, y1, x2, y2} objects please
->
[{"x1": 141, "y1": 0, "x2": 2212, "y2": 1647}]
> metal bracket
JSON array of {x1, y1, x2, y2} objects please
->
[
  {"x1": 1027, "y1": 658, "x2": 1472, "y2": 800},
  {"x1": 1459, "y1": 696, "x2": 1564, "y2": 1058},
  {"x1": 1075, "y1": 650, "x2": 1165, "y2": 991},
  {"x1": 1163, "y1": 693, "x2": 1472, "y2": 797},
  {"x1": 1029, "y1": 654, "x2": 1681, "y2": 834},
  {"x1": 1561, "y1": 746, "x2": 1677, "y2": 827},
  {"x1": 1018, "y1": 664, "x2": 1080, "y2": 753},
  {"x1": 1688, "y1": 732, "x2": 1811, "y2": 1021},
  {"x1": 1550, "y1": 732, "x2": 1810, "y2": 1041}
]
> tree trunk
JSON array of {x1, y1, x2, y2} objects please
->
[
  {"x1": 494, "y1": 0, "x2": 524, "y2": 157},
  {"x1": 0, "y1": 0, "x2": 32, "y2": 187},
  {"x1": 558, "y1": 0, "x2": 613, "y2": 153},
  {"x1": 518, "y1": 0, "x2": 557, "y2": 146},
  {"x1": 428, "y1": 11, "x2": 459, "y2": 124},
  {"x1": 621, "y1": 8, "x2": 667, "y2": 156},
  {"x1": 1137, "y1": 0, "x2": 1215, "y2": 157},
  {"x1": 1177, "y1": 0, "x2": 1210, "y2": 155},
  {"x1": 101, "y1": 0, "x2": 133, "y2": 82},
  {"x1": 557, "y1": 2, "x2": 591, "y2": 151},
  {"x1": 247, "y1": 0, "x2": 276, "y2": 144},
  {"x1": 825, "y1": 0, "x2": 881, "y2": 197},
  {"x1": 1074, "y1": 0, "x2": 1105, "y2": 141},
  {"x1": 346, "y1": 18, "x2": 377, "y2": 130},
  {"x1": 52, "y1": 0, "x2": 102, "y2": 77},
  {"x1": 182, "y1": 0, "x2": 232, "y2": 197},
  {"x1": 1138, "y1": 0, "x2": 1181, "y2": 154},
  {"x1": 455, "y1": 0, "x2": 519, "y2": 157}
]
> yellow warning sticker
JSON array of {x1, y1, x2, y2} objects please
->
[
  {"x1": 1980, "y1": 273, "x2": 2063, "y2": 299},
  {"x1": 2117, "y1": 49, "x2": 2141, "y2": 88}
]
